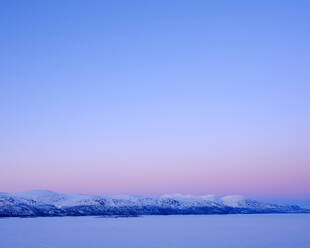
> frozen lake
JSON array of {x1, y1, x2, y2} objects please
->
[{"x1": 1, "y1": 214, "x2": 309, "y2": 248}]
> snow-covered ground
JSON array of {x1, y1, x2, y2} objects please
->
[
  {"x1": 1, "y1": 190, "x2": 308, "y2": 217},
  {"x1": 0, "y1": 214, "x2": 309, "y2": 248}
]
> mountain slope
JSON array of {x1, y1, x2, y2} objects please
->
[{"x1": 0, "y1": 190, "x2": 308, "y2": 217}]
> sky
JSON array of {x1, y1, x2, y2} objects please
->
[{"x1": 0, "y1": 0, "x2": 309, "y2": 200}]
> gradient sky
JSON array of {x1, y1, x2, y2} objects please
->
[{"x1": 1, "y1": 0, "x2": 309, "y2": 199}]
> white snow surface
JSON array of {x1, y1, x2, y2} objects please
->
[
  {"x1": 9, "y1": 190, "x2": 259, "y2": 208},
  {"x1": 0, "y1": 214, "x2": 309, "y2": 248},
  {"x1": 221, "y1": 195, "x2": 247, "y2": 207}
]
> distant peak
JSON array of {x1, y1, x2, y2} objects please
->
[{"x1": 16, "y1": 189, "x2": 60, "y2": 195}]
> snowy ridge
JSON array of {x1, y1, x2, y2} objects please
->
[{"x1": 0, "y1": 190, "x2": 308, "y2": 217}]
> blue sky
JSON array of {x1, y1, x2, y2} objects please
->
[{"x1": 0, "y1": 1, "x2": 309, "y2": 200}]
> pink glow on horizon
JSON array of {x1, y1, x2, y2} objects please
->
[{"x1": 2, "y1": 154, "x2": 309, "y2": 198}]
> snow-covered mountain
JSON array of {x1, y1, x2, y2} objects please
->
[{"x1": 0, "y1": 190, "x2": 308, "y2": 217}]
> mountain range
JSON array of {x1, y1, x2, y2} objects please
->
[{"x1": 0, "y1": 190, "x2": 309, "y2": 217}]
